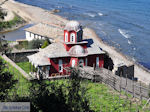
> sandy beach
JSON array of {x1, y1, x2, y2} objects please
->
[{"x1": 2, "y1": 0, "x2": 150, "y2": 84}]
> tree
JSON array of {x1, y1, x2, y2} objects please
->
[
  {"x1": 28, "y1": 68, "x2": 91, "y2": 112},
  {"x1": 11, "y1": 68, "x2": 92, "y2": 112},
  {"x1": 0, "y1": 35, "x2": 11, "y2": 54},
  {"x1": 67, "y1": 68, "x2": 91, "y2": 112},
  {"x1": 28, "y1": 80, "x2": 71, "y2": 112},
  {"x1": 0, "y1": 58, "x2": 17, "y2": 101},
  {"x1": 0, "y1": 34, "x2": 17, "y2": 101}
]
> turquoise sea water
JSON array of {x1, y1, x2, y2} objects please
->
[{"x1": 15, "y1": 0, "x2": 150, "y2": 69}]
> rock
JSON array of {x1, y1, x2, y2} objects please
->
[
  {"x1": 0, "y1": 8, "x2": 7, "y2": 21},
  {"x1": 51, "y1": 9, "x2": 60, "y2": 13},
  {"x1": 0, "y1": 8, "x2": 14, "y2": 22}
]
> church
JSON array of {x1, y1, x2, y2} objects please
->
[{"x1": 27, "y1": 21, "x2": 105, "y2": 78}]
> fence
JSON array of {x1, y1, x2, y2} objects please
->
[
  {"x1": 80, "y1": 67, "x2": 150, "y2": 111},
  {"x1": 92, "y1": 68, "x2": 150, "y2": 100}
]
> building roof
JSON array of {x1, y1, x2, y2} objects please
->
[
  {"x1": 28, "y1": 55, "x2": 51, "y2": 67},
  {"x1": 27, "y1": 42, "x2": 69, "y2": 67},
  {"x1": 27, "y1": 39, "x2": 105, "y2": 66},
  {"x1": 25, "y1": 23, "x2": 63, "y2": 39},
  {"x1": 64, "y1": 21, "x2": 81, "y2": 32},
  {"x1": 87, "y1": 42, "x2": 105, "y2": 55},
  {"x1": 43, "y1": 42, "x2": 70, "y2": 58}
]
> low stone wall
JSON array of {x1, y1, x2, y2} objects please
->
[
  {"x1": 6, "y1": 49, "x2": 39, "y2": 63},
  {"x1": 1, "y1": 54, "x2": 31, "y2": 80}
]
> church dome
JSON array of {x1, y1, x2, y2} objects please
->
[
  {"x1": 69, "y1": 45, "x2": 85, "y2": 56},
  {"x1": 64, "y1": 21, "x2": 81, "y2": 32}
]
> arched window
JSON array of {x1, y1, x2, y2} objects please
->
[
  {"x1": 70, "y1": 33, "x2": 75, "y2": 43},
  {"x1": 65, "y1": 32, "x2": 68, "y2": 42}
]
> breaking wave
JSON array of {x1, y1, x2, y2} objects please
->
[
  {"x1": 118, "y1": 29, "x2": 131, "y2": 39},
  {"x1": 85, "y1": 13, "x2": 96, "y2": 17},
  {"x1": 98, "y1": 12, "x2": 103, "y2": 16},
  {"x1": 128, "y1": 40, "x2": 131, "y2": 44}
]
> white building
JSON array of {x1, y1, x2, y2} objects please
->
[{"x1": 24, "y1": 23, "x2": 63, "y2": 41}]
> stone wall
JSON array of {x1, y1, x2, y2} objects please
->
[{"x1": 6, "y1": 49, "x2": 38, "y2": 63}]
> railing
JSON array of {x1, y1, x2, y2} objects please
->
[{"x1": 81, "y1": 67, "x2": 150, "y2": 100}]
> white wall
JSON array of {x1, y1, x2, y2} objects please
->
[
  {"x1": 26, "y1": 31, "x2": 46, "y2": 41},
  {"x1": 26, "y1": 31, "x2": 31, "y2": 41},
  {"x1": 26, "y1": 31, "x2": 35, "y2": 41},
  {"x1": 26, "y1": 31, "x2": 54, "y2": 42}
]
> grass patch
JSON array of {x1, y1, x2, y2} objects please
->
[
  {"x1": 0, "y1": 14, "x2": 25, "y2": 30},
  {"x1": 7, "y1": 40, "x2": 15, "y2": 43},
  {"x1": 16, "y1": 61, "x2": 34, "y2": 74},
  {"x1": 45, "y1": 79, "x2": 149, "y2": 112},
  {"x1": 86, "y1": 81, "x2": 149, "y2": 112}
]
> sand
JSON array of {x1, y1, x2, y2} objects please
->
[{"x1": 2, "y1": 0, "x2": 150, "y2": 85}]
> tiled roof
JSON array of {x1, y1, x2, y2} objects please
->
[
  {"x1": 25, "y1": 23, "x2": 63, "y2": 39},
  {"x1": 87, "y1": 42, "x2": 105, "y2": 55},
  {"x1": 27, "y1": 42, "x2": 69, "y2": 66},
  {"x1": 27, "y1": 55, "x2": 51, "y2": 67},
  {"x1": 27, "y1": 39, "x2": 105, "y2": 66}
]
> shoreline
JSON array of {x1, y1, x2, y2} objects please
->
[
  {"x1": 3, "y1": 0, "x2": 150, "y2": 84},
  {"x1": 0, "y1": 0, "x2": 27, "y2": 33},
  {"x1": 0, "y1": 22, "x2": 27, "y2": 34}
]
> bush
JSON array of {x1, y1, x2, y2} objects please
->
[
  {"x1": 14, "y1": 41, "x2": 28, "y2": 50},
  {"x1": 14, "y1": 39, "x2": 50, "y2": 50},
  {"x1": 28, "y1": 39, "x2": 45, "y2": 49},
  {"x1": 41, "y1": 40, "x2": 49, "y2": 48},
  {"x1": 0, "y1": 14, "x2": 25, "y2": 31}
]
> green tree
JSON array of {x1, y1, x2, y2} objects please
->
[
  {"x1": 0, "y1": 58, "x2": 17, "y2": 101},
  {"x1": 28, "y1": 68, "x2": 91, "y2": 112},
  {"x1": 28, "y1": 80, "x2": 70, "y2": 112},
  {"x1": 11, "y1": 68, "x2": 91, "y2": 112},
  {"x1": 0, "y1": 35, "x2": 11, "y2": 54},
  {"x1": 67, "y1": 68, "x2": 91, "y2": 112}
]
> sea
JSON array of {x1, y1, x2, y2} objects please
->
[{"x1": 9, "y1": 0, "x2": 150, "y2": 69}]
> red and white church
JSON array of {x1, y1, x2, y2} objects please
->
[{"x1": 27, "y1": 21, "x2": 105, "y2": 78}]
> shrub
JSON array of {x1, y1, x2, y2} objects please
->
[
  {"x1": 41, "y1": 40, "x2": 49, "y2": 48},
  {"x1": 14, "y1": 41, "x2": 28, "y2": 50},
  {"x1": 28, "y1": 39, "x2": 45, "y2": 49},
  {"x1": 0, "y1": 14, "x2": 25, "y2": 31}
]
